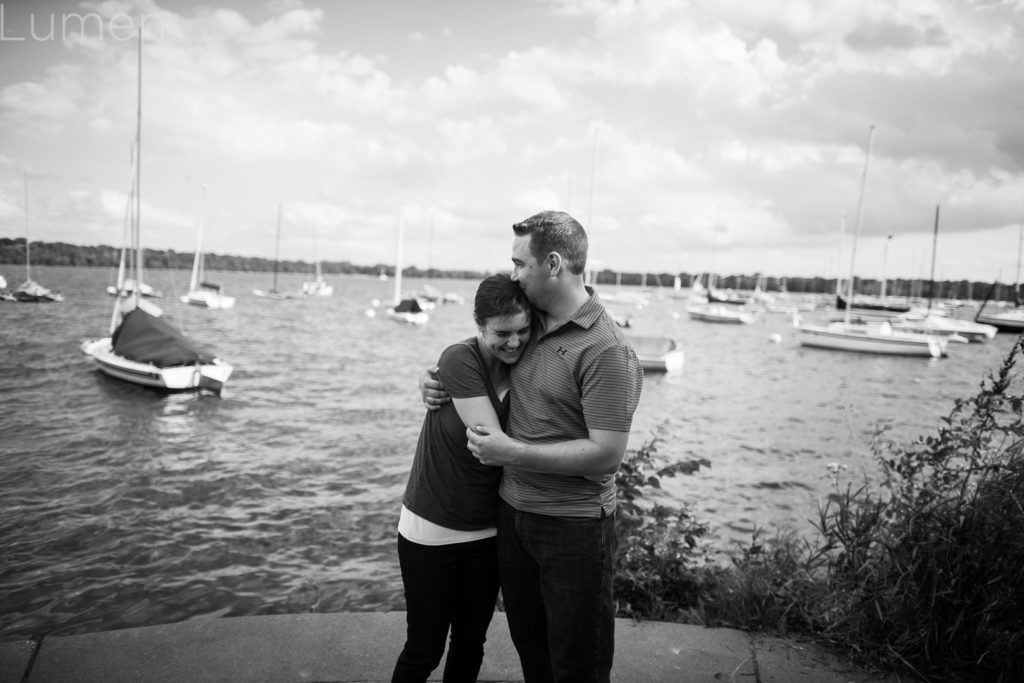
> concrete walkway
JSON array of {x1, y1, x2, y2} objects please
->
[{"x1": 1, "y1": 611, "x2": 912, "y2": 682}]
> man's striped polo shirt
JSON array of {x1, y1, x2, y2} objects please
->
[{"x1": 500, "y1": 289, "x2": 643, "y2": 518}]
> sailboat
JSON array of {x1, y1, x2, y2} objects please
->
[
  {"x1": 105, "y1": 189, "x2": 162, "y2": 299},
  {"x1": 180, "y1": 189, "x2": 236, "y2": 309},
  {"x1": 254, "y1": 203, "x2": 299, "y2": 299},
  {"x1": 892, "y1": 206, "x2": 996, "y2": 342},
  {"x1": 796, "y1": 126, "x2": 946, "y2": 358},
  {"x1": 82, "y1": 31, "x2": 233, "y2": 393},
  {"x1": 301, "y1": 224, "x2": 333, "y2": 296},
  {"x1": 386, "y1": 212, "x2": 428, "y2": 325},
  {"x1": 13, "y1": 170, "x2": 64, "y2": 303},
  {"x1": 975, "y1": 221, "x2": 1024, "y2": 333}
]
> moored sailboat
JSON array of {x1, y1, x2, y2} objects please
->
[
  {"x1": 82, "y1": 31, "x2": 232, "y2": 394},
  {"x1": 180, "y1": 186, "x2": 236, "y2": 309},
  {"x1": 13, "y1": 170, "x2": 64, "y2": 303},
  {"x1": 301, "y1": 221, "x2": 333, "y2": 297},
  {"x1": 254, "y1": 203, "x2": 300, "y2": 299},
  {"x1": 796, "y1": 126, "x2": 945, "y2": 358},
  {"x1": 386, "y1": 212, "x2": 428, "y2": 325},
  {"x1": 974, "y1": 221, "x2": 1024, "y2": 333}
]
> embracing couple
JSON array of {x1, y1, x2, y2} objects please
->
[{"x1": 392, "y1": 210, "x2": 644, "y2": 683}]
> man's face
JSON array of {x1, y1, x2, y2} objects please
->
[{"x1": 511, "y1": 234, "x2": 544, "y2": 303}]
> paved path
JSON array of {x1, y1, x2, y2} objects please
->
[{"x1": 1, "y1": 611, "x2": 911, "y2": 682}]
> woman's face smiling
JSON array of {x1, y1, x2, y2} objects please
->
[{"x1": 478, "y1": 311, "x2": 531, "y2": 365}]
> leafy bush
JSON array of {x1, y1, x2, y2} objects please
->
[
  {"x1": 613, "y1": 338, "x2": 1024, "y2": 683},
  {"x1": 816, "y1": 336, "x2": 1024, "y2": 682},
  {"x1": 613, "y1": 428, "x2": 713, "y2": 621}
]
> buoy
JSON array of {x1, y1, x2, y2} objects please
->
[{"x1": 365, "y1": 308, "x2": 376, "y2": 318}]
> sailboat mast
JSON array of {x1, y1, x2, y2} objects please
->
[
  {"x1": 928, "y1": 205, "x2": 939, "y2": 314},
  {"x1": 393, "y1": 212, "x2": 404, "y2": 306},
  {"x1": 845, "y1": 124, "x2": 876, "y2": 325},
  {"x1": 133, "y1": 29, "x2": 143, "y2": 309},
  {"x1": 1016, "y1": 220, "x2": 1023, "y2": 306},
  {"x1": 274, "y1": 203, "x2": 281, "y2": 291},
  {"x1": 23, "y1": 169, "x2": 31, "y2": 283}
]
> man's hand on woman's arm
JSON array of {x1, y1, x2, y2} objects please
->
[{"x1": 418, "y1": 365, "x2": 450, "y2": 411}]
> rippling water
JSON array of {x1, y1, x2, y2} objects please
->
[{"x1": 0, "y1": 266, "x2": 1016, "y2": 640}]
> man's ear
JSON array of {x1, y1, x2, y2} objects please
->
[{"x1": 547, "y1": 251, "x2": 562, "y2": 277}]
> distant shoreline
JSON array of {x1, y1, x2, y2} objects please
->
[{"x1": 1, "y1": 237, "x2": 1019, "y2": 301}]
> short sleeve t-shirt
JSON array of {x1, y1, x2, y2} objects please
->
[{"x1": 402, "y1": 338, "x2": 507, "y2": 530}]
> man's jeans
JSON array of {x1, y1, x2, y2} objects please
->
[
  {"x1": 391, "y1": 534, "x2": 500, "y2": 683},
  {"x1": 497, "y1": 499, "x2": 616, "y2": 683}
]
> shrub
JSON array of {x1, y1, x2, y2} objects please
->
[
  {"x1": 816, "y1": 336, "x2": 1024, "y2": 683},
  {"x1": 613, "y1": 427, "x2": 714, "y2": 622}
]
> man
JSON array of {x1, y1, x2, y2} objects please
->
[{"x1": 422, "y1": 210, "x2": 643, "y2": 682}]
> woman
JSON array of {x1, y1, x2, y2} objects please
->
[{"x1": 391, "y1": 273, "x2": 532, "y2": 683}]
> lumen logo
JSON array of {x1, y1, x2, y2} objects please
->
[{"x1": 0, "y1": 4, "x2": 165, "y2": 42}]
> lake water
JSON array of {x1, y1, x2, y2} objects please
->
[{"x1": 0, "y1": 265, "x2": 1017, "y2": 640}]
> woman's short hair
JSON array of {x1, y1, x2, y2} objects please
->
[{"x1": 473, "y1": 273, "x2": 531, "y2": 327}]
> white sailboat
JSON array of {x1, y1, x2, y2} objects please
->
[
  {"x1": 975, "y1": 221, "x2": 1024, "y2": 333},
  {"x1": 386, "y1": 212, "x2": 428, "y2": 325},
  {"x1": 301, "y1": 221, "x2": 333, "y2": 297},
  {"x1": 254, "y1": 203, "x2": 300, "y2": 299},
  {"x1": 180, "y1": 187, "x2": 236, "y2": 309},
  {"x1": 796, "y1": 126, "x2": 945, "y2": 358},
  {"x1": 105, "y1": 179, "x2": 162, "y2": 299},
  {"x1": 892, "y1": 206, "x2": 995, "y2": 342},
  {"x1": 13, "y1": 170, "x2": 64, "y2": 303},
  {"x1": 82, "y1": 32, "x2": 233, "y2": 393}
]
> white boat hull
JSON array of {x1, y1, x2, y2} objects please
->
[
  {"x1": 626, "y1": 335, "x2": 684, "y2": 373},
  {"x1": 81, "y1": 338, "x2": 233, "y2": 393},
  {"x1": 798, "y1": 322, "x2": 944, "y2": 358},
  {"x1": 686, "y1": 304, "x2": 756, "y2": 324},
  {"x1": 181, "y1": 290, "x2": 236, "y2": 309},
  {"x1": 975, "y1": 309, "x2": 1024, "y2": 333},
  {"x1": 893, "y1": 315, "x2": 996, "y2": 343},
  {"x1": 302, "y1": 281, "x2": 334, "y2": 296},
  {"x1": 386, "y1": 309, "x2": 429, "y2": 325}
]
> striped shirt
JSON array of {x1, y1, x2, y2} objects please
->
[{"x1": 500, "y1": 289, "x2": 643, "y2": 518}]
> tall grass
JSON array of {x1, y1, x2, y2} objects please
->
[{"x1": 614, "y1": 337, "x2": 1024, "y2": 682}]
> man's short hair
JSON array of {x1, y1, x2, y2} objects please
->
[{"x1": 512, "y1": 211, "x2": 588, "y2": 275}]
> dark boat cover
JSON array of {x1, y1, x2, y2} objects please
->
[
  {"x1": 393, "y1": 298, "x2": 423, "y2": 313},
  {"x1": 835, "y1": 294, "x2": 910, "y2": 313},
  {"x1": 111, "y1": 308, "x2": 216, "y2": 367}
]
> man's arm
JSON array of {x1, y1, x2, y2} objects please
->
[{"x1": 466, "y1": 426, "x2": 628, "y2": 477}]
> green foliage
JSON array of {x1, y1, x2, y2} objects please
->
[
  {"x1": 613, "y1": 339, "x2": 1024, "y2": 682},
  {"x1": 613, "y1": 429, "x2": 713, "y2": 621},
  {"x1": 700, "y1": 528, "x2": 831, "y2": 634},
  {"x1": 815, "y1": 336, "x2": 1024, "y2": 682}
]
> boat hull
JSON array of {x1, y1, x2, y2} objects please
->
[
  {"x1": 81, "y1": 338, "x2": 233, "y2": 393},
  {"x1": 181, "y1": 291, "x2": 237, "y2": 309},
  {"x1": 386, "y1": 309, "x2": 429, "y2": 325},
  {"x1": 798, "y1": 323, "x2": 944, "y2": 358},
  {"x1": 975, "y1": 310, "x2": 1024, "y2": 333},
  {"x1": 626, "y1": 335, "x2": 684, "y2": 373},
  {"x1": 893, "y1": 316, "x2": 996, "y2": 342},
  {"x1": 685, "y1": 304, "x2": 755, "y2": 324}
]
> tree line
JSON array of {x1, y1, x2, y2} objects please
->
[{"x1": 0, "y1": 237, "x2": 1017, "y2": 302}]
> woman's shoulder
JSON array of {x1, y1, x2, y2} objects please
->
[
  {"x1": 440, "y1": 337, "x2": 477, "y2": 358},
  {"x1": 439, "y1": 337, "x2": 480, "y2": 368}
]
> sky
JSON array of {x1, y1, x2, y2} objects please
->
[{"x1": 0, "y1": 0, "x2": 1022, "y2": 283}]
